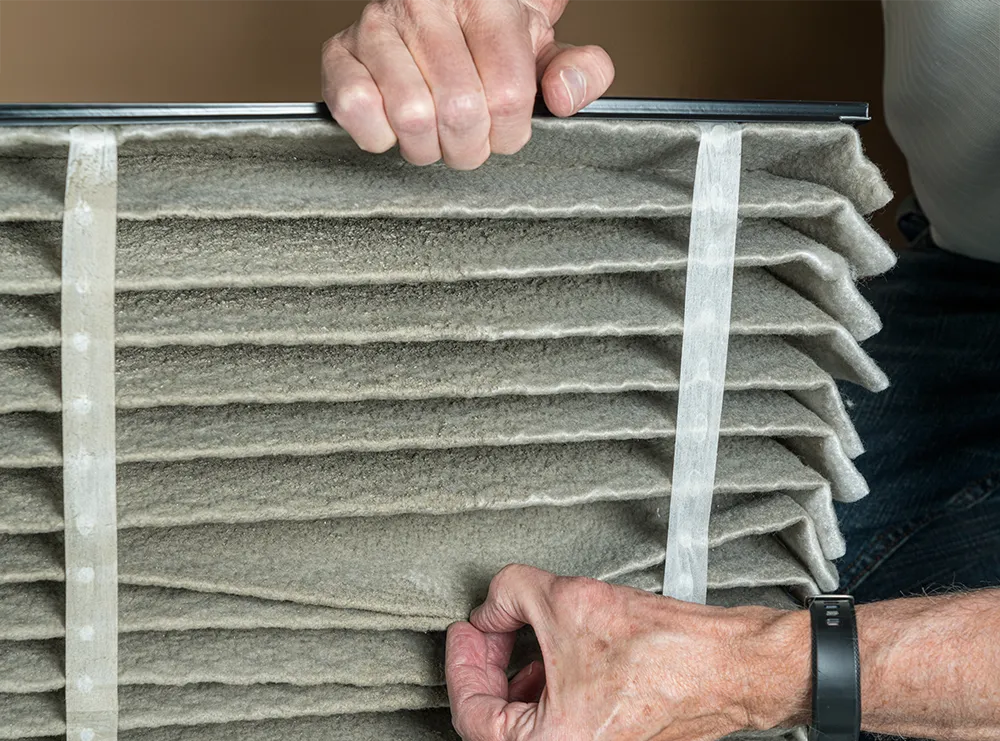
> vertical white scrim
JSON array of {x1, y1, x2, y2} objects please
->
[
  {"x1": 62, "y1": 126, "x2": 118, "y2": 741},
  {"x1": 662, "y1": 123, "x2": 743, "y2": 604}
]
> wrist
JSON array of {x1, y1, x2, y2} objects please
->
[{"x1": 733, "y1": 606, "x2": 812, "y2": 730}]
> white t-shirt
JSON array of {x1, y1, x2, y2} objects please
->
[{"x1": 883, "y1": 0, "x2": 1000, "y2": 261}]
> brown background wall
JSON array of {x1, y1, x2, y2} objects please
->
[{"x1": 0, "y1": 0, "x2": 909, "y2": 243}]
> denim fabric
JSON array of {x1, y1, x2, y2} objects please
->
[
  {"x1": 835, "y1": 221, "x2": 1000, "y2": 602},
  {"x1": 829, "y1": 215, "x2": 1000, "y2": 739}
]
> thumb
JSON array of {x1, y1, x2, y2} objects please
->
[
  {"x1": 470, "y1": 564, "x2": 556, "y2": 634},
  {"x1": 537, "y1": 42, "x2": 615, "y2": 116}
]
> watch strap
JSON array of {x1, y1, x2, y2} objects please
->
[{"x1": 806, "y1": 594, "x2": 861, "y2": 741}]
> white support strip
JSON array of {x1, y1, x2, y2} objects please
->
[
  {"x1": 662, "y1": 123, "x2": 743, "y2": 604},
  {"x1": 62, "y1": 126, "x2": 119, "y2": 741}
]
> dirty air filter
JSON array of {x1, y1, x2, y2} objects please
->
[{"x1": 0, "y1": 99, "x2": 893, "y2": 741}]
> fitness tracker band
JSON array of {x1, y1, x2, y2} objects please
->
[{"x1": 805, "y1": 594, "x2": 861, "y2": 741}]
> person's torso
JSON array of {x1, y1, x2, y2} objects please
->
[{"x1": 883, "y1": 0, "x2": 1000, "y2": 261}]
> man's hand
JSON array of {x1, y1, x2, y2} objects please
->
[
  {"x1": 321, "y1": 0, "x2": 614, "y2": 170},
  {"x1": 448, "y1": 566, "x2": 1000, "y2": 741},
  {"x1": 445, "y1": 564, "x2": 809, "y2": 740}
]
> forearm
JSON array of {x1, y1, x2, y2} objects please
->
[
  {"x1": 857, "y1": 589, "x2": 1000, "y2": 738},
  {"x1": 753, "y1": 589, "x2": 1000, "y2": 739}
]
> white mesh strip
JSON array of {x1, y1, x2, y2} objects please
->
[
  {"x1": 62, "y1": 127, "x2": 119, "y2": 740},
  {"x1": 663, "y1": 123, "x2": 743, "y2": 603}
]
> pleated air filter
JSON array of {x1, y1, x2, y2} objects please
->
[{"x1": 0, "y1": 100, "x2": 894, "y2": 741}]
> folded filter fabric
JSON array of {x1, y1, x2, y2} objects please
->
[
  {"x1": 0, "y1": 707, "x2": 806, "y2": 741},
  {"x1": 0, "y1": 116, "x2": 893, "y2": 740}
]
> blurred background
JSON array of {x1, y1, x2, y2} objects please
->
[{"x1": 0, "y1": 0, "x2": 909, "y2": 244}]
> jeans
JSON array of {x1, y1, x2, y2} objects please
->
[
  {"x1": 835, "y1": 224, "x2": 1000, "y2": 600},
  {"x1": 831, "y1": 209, "x2": 1000, "y2": 739}
]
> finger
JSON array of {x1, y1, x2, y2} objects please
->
[
  {"x1": 398, "y1": 14, "x2": 491, "y2": 170},
  {"x1": 447, "y1": 622, "x2": 533, "y2": 741},
  {"x1": 484, "y1": 630, "x2": 518, "y2": 699},
  {"x1": 470, "y1": 564, "x2": 556, "y2": 634},
  {"x1": 508, "y1": 660, "x2": 546, "y2": 703},
  {"x1": 537, "y1": 42, "x2": 615, "y2": 117},
  {"x1": 350, "y1": 20, "x2": 441, "y2": 166},
  {"x1": 446, "y1": 622, "x2": 516, "y2": 699},
  {"x1": 462, "y1": 3, "x2": 536, "y2": 155},
  {"x1": 321, "y1": 36, "x2": 396, "y2": 154}
]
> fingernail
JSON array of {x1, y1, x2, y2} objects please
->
[{"x1": 560, "y1": 67, "x2": 587, "y2": 112}]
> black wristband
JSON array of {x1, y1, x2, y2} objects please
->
[{"x1": 806, "y1": 594, "x2": 861, "y2": 741}]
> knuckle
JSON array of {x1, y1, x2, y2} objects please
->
[
  {"x1": 330, "y1": 82, "x2": 381, "y2": 121},
  {"x1": 358, "y1": 1, "x2": 390, "y2": 30},
  {"x1": 320, "y1": 34, "x2": 342, "y2": 62},
  {"x1": 320, "y1": 32, "x2": 353, "y2": 80},
  {"x1": 492, "y1": 563, "x2": 528, "y2": 591},
  {"x1": 487, "y1": 83, "x2": 534, "y2": 121},
  {"x1": 392, "y1": 97, "x2": 437, "y2": 138},
  {"x1": 489, "y1": 563, "x2": 536, "y2": 601},
  {"x1": 437, "y1": 90, "x2": 489, "y2": 134},
  {"x1": 394, "y1": 0, "x2": 425, "y2": 21}
]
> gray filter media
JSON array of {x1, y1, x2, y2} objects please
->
[{"x1": 0, "y1": 116, "x2": 893, "y2": 739}]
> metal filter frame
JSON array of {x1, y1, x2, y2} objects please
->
[{"x1": 0, "y1": 97, "x2": 870, "y2": 126}]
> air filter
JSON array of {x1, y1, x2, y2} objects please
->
[{"x1": 0, "y1": 99, "x2": 893, "y2": 741}]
